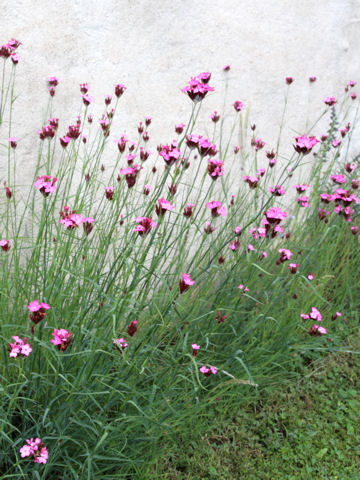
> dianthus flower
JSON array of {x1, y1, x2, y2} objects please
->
[
  {"x1": 60, "y1": 135, "x2": 71, "y2": 148},
  {"x1": 278, "y1": 248, "x2": 293, "y2": 263},
  {"x1": 82, "y1": 94, "x2": 93, "y2": 106},
  {"x1": 181, "y1": 73, "x2": 214, "y2": 102},
  {"x1": 185, "y1": 133, "x2": 201, "y2": 149},
  {"x1": 297, "y1": 196, "x2": 309, "y2": 207},
  {"x1": 114, "y1": 83, "x2": 126, "y2": 97},
  {"x1": 59, "y1": 206, "x2": 94, "y2": 232},
  {"x1": 155, "y1": 198, "x2": 174, "y2": 217},
  {"x1": 175, "y1": 123, "x2": 186, "y2": 134},
  {"x1": 308, "y1": 324, "x2": 327, "y2": 336},
  {"x1": 9, "y1": 336, "x2": 32, "y2": 357},
  {"x1": 114, "y1": 338, "x2": 128, "y2": 351},
  {"x1": 115, "y1": 135, "x2": 128, "y2": 153},
  {"x1": 229, "y1": 238, "x2": 241, "y2": 251},
  {"x1": 286, "y1": 76, "x2": 294, "y2": 84},
  {"x1": 127, "y1": 320, "x2": 138, "y2": 337},
  {"x1": 51, "y1": 329, "x2": 73, "y2": 351},
  {"x1": 206, "y1": 201, "x2": 227, "y2": 217},
  {"x1": 34, "y1": 175, "x2": 57, "y2": 196},
  {"x1": 20, "y1": 438, "x2": 48, "y2": 464},
  {"x1": 269, "y1": 185, "x2": 286, "y2": 196},
  {"x1": 209, "y1": 111, "x2": 220, "y2": 123},
  {"x1": 179, "y1": 273, "x2": 195, "y2": 294},
  {"x1": 309, "y1": 76, "x2": 317, "y2": 83},
  {"x1": 183, "y1": 203, "x2": 195, "y2": 218},
  {"x1": 140, "y1": 147, "x2": 152, "y2": 161},
  {"x1": 238, "y1": 284, "x2": 249, "y2": 292},
  {"x1": 120, "y1": 164, "x2": 142, "y2": 188},
  {"x1": 8, "y1": 137, "x2": 17, "y2": 149},
  {"x1": 288, "y1": 263, "x2": 299, "y2": 274},
  {"x1": 0, "y1": 239, "x2": 10, "y2": 252},
  {"x1": 233, "y1": 100, "x2": 245, "y2": 112},
  {"x1": 243, "y1": 175, "x2": 259, "y2": 189},
  {"x1": 265, "y1": 207, "x2": 287, "y2": 224},
  {"x1": 199, "y1": 365, "x2": 218, "y2": 376},
  {"x1": 301, "y1": 307, "x2": 322, "y2": 322},
  {"x1": 293, "y1": 134, "x2": 319, "y2": 155},
  {"x1": 134, "y1": 217, "x2": 157, "y2": 235},
  {"x1": 207, "y1": 158, "x2": 224, "y2": 180},
  {"x1": 204, "y1": 222, "x2": 216, "y2": 234},
  {"x1": 324, "y1": 96, "x2": 337, "y2": 106},
  {"x1": 191, "y1": 343, "x2": 201, "y2": 356},
  {"x1": 294, "y1": 184, "x2": 309, "y2": 193},
  {"x1": 105, "y1": 186, "x2": 114, "y2": 200},
  {"x1": 28, "y1": 300, "x2": 51, "y2": 325},
  {"x1": 159, "y1": 140, "x2": 181, "y2": 167},
  {"x1": 198, "y1": 137, "x2": 217, "y2": 157},
  {"x1": 330, "y1": 174, "x2": 346, "y2": 184},
  {"x1": 66, "y1": 123, "x2": 81, "y2": 139},
  {"x1": 251, "y1": 137, "x2": 266, "y2": 151}
]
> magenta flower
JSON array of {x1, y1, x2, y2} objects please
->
[
  {"x1": 199, "y1": 365, "x2": 218, "y2": 376},
  {"x1": 204, "y1": 222, "x2": 216, "y2": 234},
  {"x1": 330, "y1": 174, "x2": 346, "y2": 184},
  {"x1": 307, "y1": 273, "x2": 315, "y2": 281},
  {"x1": 223, "y1": 64, "x2": 231, "y2": 71},
  {"x1": 113, "y1": 337, "x2": 128, "y2": 351},
  {"x1": 191, "y1": 343, "x2": 201, "y2": 356},
  {"x1": 105, "y1": 94, "x2": 112, "y2": 105},
  {"x1": 285, "y1": 76, "x2": 294, "y2": 85},
  {"x1": 229, "y1": 238, "x2": 240, "y2": 251},
  {"x1": 60, "y1": 135, "x2": 71, "y2": 148},
  {"x1": 233, "y1": 100, "x2": 245, "y2": 112},
  {"x1": 181, "y1": 74, "x2": 214, "y2": 102},
  {"x1": 140, "y1": 147, "x2": 152, "y2": 161},
  {"x1": 332, "y1": 139, "x2": 341, "y2": 148},
  {"x1": 243, "y1": 175, "x2": 259, "y2": 189},
  {"x1": 269, "y1": 185, "x2": 286, "y2": 196},
  {"x1": 207, "y1": 158, "x2": 224, "y2": 180},
  {"x1": 28, "y1": 300, "x2": 51, "y2": 325},
  {"x1": 294, "y1": 184, "x2": 309, "y2": 193},
  {"x1": 119, "y1": 164, "x2": 142, "y2": 188},
  {"x1": 324, "y1": 96, "x2": 337, "y2": 106},
  {"x1": 51, "y1": 329, "x2": 73, "y2": 351},
  {"x1": 127, "y1": 320, "x2": 138, "y2": 337},
  {"x1": 288, "y1": 263, "x2": 299, "y2": 274},
  {"x1": 265, "y1": 207, "x2": 288, "y2": 224},
  {"x1": 0, "y1": 239, "x2": 10, "y2": 252},
  {"x1": 297, "y1": 196, "x2": 309, "y2": 208},
  {"x1": 238, "y1": 284, "x2": 249, "y2": 292},
  {"x1": 185, "y1": 133, "x2": 201, "y2": 149},
  {"x1": 206, "y1": 201, "x2": 227, "y2": 218},
  {"x1": 143, "y1": 184, "x2": 153, "y2": 196},
  {"x1": 66, "y1": 123, "x2": 81, "y2": 139},
  {"x1": 20, "y1": 438, "x2": 48, "y2": 464},
  {"x1": 48, "y1": 76, "x2": 59, "y2": 86},
  {"x1": 82, "y1": 94, "x2": 93, "y2": 106},
  {"x1": 155, "y1": 198, "x2": 175, "y2": 217},
  {"x1": 309, "y1": 76, "x2": 317, "y2": 83},
  {"x1": 351, "y1": 226, "x2": 358, "y2": 235},
  {"x1": 9, "y1": 336, "x2": 32, "y2": 358},
  {"x1": 183, "y1": 203, "x2": 195, "y2": 218},
  {"x1": 115, "y1": 135, "x2": 128, "y2": 153},
  {"x1": 114, "y1": 83, "x2": 126, "y2": 97},
  {"x1": 308, "y1": 324, "x2": 327, "y2": 336},
  {"x1": 278, "y1": 248, "x2": 293, "y2": 263},
  {"x1": 159, "y1": 141, "x2": 181, "y2": 167},
  {"x1": 105, "y1": 186, "x2": 114, "y2": 200},
  {"x1": 350, "y1": 92, "x2": 357, "y2": 100},
  {"x1": 59, "y1": 206, "x2": 94, "y2": 232},
  {"x1": 134, "y1": 217, "x2": 157, "y2": 236},
  {"x1": 79, "y1": 83, "x2": 89, "y2": 94},
  {"x1": 293, "y1": 134, "x2": 319, "y2": 155},
  {"x1": 209, "y1": 111, "x2": 220, "y2": 123},
  {"x1": 179, "y1": 273, "x2": 195, "y2": 294},
  {"x1": 8, "y1": 137, "x2": 17, "y2": 149},
  {"x1": 175, "y1": 123, "x2": 186, "y2": 134},
  {"x1": 198, "y1": 137, "x2": 217, "y2": 157},
  {"x1": 251, "y1": 137, "x2": 266, "y2": 151},
  {"x1": 331, "y1": 312, "x2": 342, "y2": 320},
  {"x1": 34, "y1": 175, "x2": 57, "y2": 196}
]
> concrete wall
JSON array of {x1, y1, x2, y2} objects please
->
[{"x1": 1, "y1": 0, "x2": 360, "y2": 180}]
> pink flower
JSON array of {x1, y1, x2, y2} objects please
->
[
  {"x1": 115, "y1": 135, "x2": 128, "y2": 153},
  {"x1": 198, "y1": 137, "x2": 217, "y2": 157},
  {"x1": 269, "y1": 185, "x2": 286, "y2": 196},
  {"x1": 0, "y1": 239, "x2": 10, "y2": 252},
  {"x1": 206, "y1": 201, "x2": 227, "y2": 218},
  {"x1": 105, "y1": 94, "x2": 112, "y2": 105},
  {"x1": 331, "y1": 312, "x2": 342, "y2": 320},
  {"x1": 200, "y1": 365, "x2": 217, "y2": 376},
  {"x1": 294, "y1": 184, "x2": 309, "y2": 193},
  {"x1": 127, "y1": 320, "x2": 138, "y2": 337},
  {"x1": 155, "y1": 198, "x2": 174, "y2": 217},
  {"x1": 347, "y1": 80, "x2": 356, "y2": 88},
  {"x1": 209, "y1": 111, "x2": 220, "y2": 123},
  {"x1": 251, "y1": 137, "x2": 266, "y2": 151},
  {"x1": 330, "y1": 174, "x2": 346, "y2": 184},
  {"x1": 233, "y1": 100, "x2": 245, "y2": 112},
  {"x1": 175, "y1": 123, "x2": 186, "y2": 134},
  {"x1": 332, "y1": 139, "x2": 341, "y2": 148},
  {"x1": 204, "y1": 222, "x2": 216, "y2": 234},
  {"x1": 238, "y1": 284, "x2": 249, "y2": 292},
  {"x1": 297, "y1": 196, "x2": 309, "y2": 208},
  {"x1": 229, "y1": 238, "x2": 240, "y2": 251},
  {"x1": 207, "y1": 158, "x2": 224, "y2": 180},
  {"x1": 285, "y1": 76, "x2": 294, "y2": 85},
  {"x1": 59, "y1": 207, "x2": 94, "y2": 232},
  {"x1": 223, "y1": 64, "x2": 231, "y2": 71},
  {"x1": 307, "y1": 273, "x2": 314, "y2": 281},
  {"x1": 293, "y1": 134, "x2": 319, "y2": 155},
  {"x1": 183, "y1": 203, "x2": 195, "y2": 218},
  {"x1": 9, "y1": 336, "x2": 32, "y2": 358},
  {"x1": 140, "y1": 147, "x2": 152, "y2": 161},
  {"x1": 28, "y1": 300, "x2": 51, "y2": 325},
  {"x1": 60, "y1": 135, "x2": 71, "y2": 148},
  {"x1": 51, "y1": 329, "x2": 73, "y2": 351},
  {"x1": 82, "y1": 94, "x2": 93, "y2": 106},
  {"x1": 8, "y1": 137, "x2": 17, "y2": 149},
  {"x1": 48, "y1": 76, "x2": 59, "y2": 86},
  {"x1": 34, "y1": 175, "x2": 57, "y2": 196},
  {"x1": 119, "y1": 164, "x2": 142, "y2": 188},
  {"x1": 159, "y1": 141, "x2": 181, "y2": 167},
  {"x1": 105, "y1": 186, "x2": 114, "y2": 200},
  {"x1": 350, "y1": 92, "x2": 357, "y2": 100},
  {"x1": 113, "y1": 337, "x2": 128, "y2": 351},
  {"x1": 288, "y1": 263, "x2": 299, "y2": 274},
  {"x1": 143, "y1": 184, "x2": 153, "y2": 196},
  {"x1": 308, "y1": 325, "x2": 327, "y2": 336},
  {"x1": 20, "y1": 438, "x2": 48, "y2": 464},
  {"x1": 114, "y1": 83, "x2": 126, "y2": 97},
  {"x1": 243, "y1": 175, "x2": 259, "y2": 189},
  {"x1": 309, "y1": 76, "x2": 317, "y2": 83},
  {"x1": 179, "y1": 272, "x2": 195, "y2": 294},
  {"x1": 134, "y1": 217, "x2": 157, "y2": 236},
  {"x1": 181, "y1": 74, "x2": 214, "y2": 102},
  {"x1": 191, "y1": 343, "x2": 201, "y2": 356},
  {"x1": 80, "y1": 83, "x2": 89, "y2": 94},
  {"x1": 324, "y1": 96, "x2": 337, "y2": 106},
  {"x1": 278, "y1": 248, "x2": 293, "y2": 262},
  {"x1": 265, "y1": 207, "x2": 287, "y2": 224}
]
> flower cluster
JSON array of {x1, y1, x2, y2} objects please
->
[
  {"x1": 34, "y1": 175, "x2": 57, "y2": 196},
  {"x1": 28, "y1": 300, "x2": 51, "y2": 325},
  {"x1": 181, "y1": 72, "x2": 214, "y2": 102},
  {"x1": 20, "y1": 438, "x2": 48, "y2": 464},
  {"x1": 59, "y1": 206, "x2": 95, "y2": 233},
  {"x1": 51, "y1": 329, "x2": 73, "y2": 351},
  {"x1": 9, "y1": 336, "x2": 32, "y2": 357}
]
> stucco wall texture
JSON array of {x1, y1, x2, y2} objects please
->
[{"x1": 1, "y1": 0, "x2": 360, "y2": 179}]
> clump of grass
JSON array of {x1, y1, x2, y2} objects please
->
[{"x1": 0, "y1": 40, "x2": 359, "y2": 478}]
